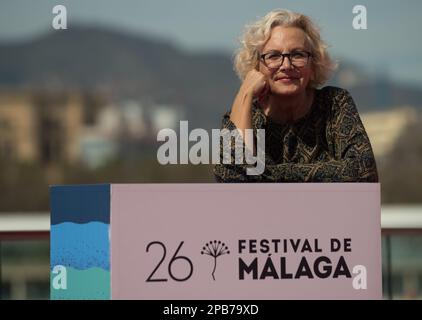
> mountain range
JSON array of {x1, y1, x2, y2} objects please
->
[{"x1": 0, "y1": 25, "x2": 421, "y2": 129}]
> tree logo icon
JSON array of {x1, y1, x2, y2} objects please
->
[{"x1": 201, "y1": 240, "x2": 230, "y2": 281}]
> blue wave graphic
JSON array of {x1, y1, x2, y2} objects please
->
[
  {"x1": 50, "y1": 184, "x2": 110, "y2": 225},
  {"x1": 51, "y1": 222, "x2": 110, "y2": 271}
]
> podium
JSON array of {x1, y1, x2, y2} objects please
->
[{"x1": 50, "y1": 183, "x2": 381, "y2": 299}]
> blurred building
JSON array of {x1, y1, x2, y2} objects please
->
[
  {"x1": 361, "y1": 107, "x2": 420, "y2": 159},
  {"x1": 149, "y1": 105, "x2": 180, "y2": 132},
  {"x1": 0, "y1": 92, "x2": 37, "y2": 162},
  {"x1": 0, "y1": 89, "x2": 184, "y2": 169},
  {"x1": 0, "y1": 89, "x2": 102, "y2": 165}
]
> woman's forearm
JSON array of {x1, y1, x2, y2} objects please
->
[
  {"x1": 230, "y1": 88, "x2": 254, "y2": 132},
  {"x1": 229, "y1": 88, "x2": 256, "y2": 154}
]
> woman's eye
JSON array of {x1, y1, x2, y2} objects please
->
[
  {"x1": 267, "y1": 53, "x2": 281, "y2": 60},
  {"x1": 292, "y1": 52, "x2": 306, "y2": 58}
]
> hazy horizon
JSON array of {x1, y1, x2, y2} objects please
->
[{"x1": 1, "y1": 0, "x2": 422, "y2": 87}]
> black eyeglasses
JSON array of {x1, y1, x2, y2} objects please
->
[{"x1": 260, "y1": 50, "x2": 312, "y2": 69}]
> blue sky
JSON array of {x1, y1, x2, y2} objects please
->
[{"x1": 1, "y1": 0, "x2": 422, "y2": 86}]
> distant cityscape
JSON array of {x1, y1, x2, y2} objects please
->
[
  {"x1": 0, "y1": 89, "x2": 184, "y2": 170},
  {"x1": 361, "y1": 107, "x2": 420, "y2": 161},
  {"x1": 0, "y1": 25, "x2": 421, "y2": 198}
]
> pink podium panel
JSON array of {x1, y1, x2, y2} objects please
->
[{"x1": 110, "y1": 183, "x2": 381, "y2": 299}]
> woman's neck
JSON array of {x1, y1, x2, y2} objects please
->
[{"x1": 262, "y1": 88, "x2": 315, "y2": 124}]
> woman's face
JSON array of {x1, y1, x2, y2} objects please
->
[{"x1": 259, "y1": 26, "x2": 314, "y2": 96}]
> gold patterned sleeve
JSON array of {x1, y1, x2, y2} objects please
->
[
  {"x1": 259, "y1": 89, "x2": 379, "y2": 182},
  {"x1": 213, "y1": 111, "x2": 254, "y2": 182},
  {"x1": 213, "y1": 89, "x2": 379, "y2": 183}
]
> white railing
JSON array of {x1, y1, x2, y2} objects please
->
[{"x1": 1, "y1": 206, "x2": 421, "y2": 234}]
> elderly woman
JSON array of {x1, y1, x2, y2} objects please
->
[{"x1": 213, "y1": 9, "x2": 378, "y2": 182}]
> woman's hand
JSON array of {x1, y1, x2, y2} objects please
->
[
  {"x1": 229, "y1": 69, "x2": 269, "y2": 152},
  {"x1": 240, "y1": 70, "x2": 270, "y2": 103}
]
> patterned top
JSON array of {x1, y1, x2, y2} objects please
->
[{"x1": 213, "y1": 86, "x2": 379, "y2": 182}]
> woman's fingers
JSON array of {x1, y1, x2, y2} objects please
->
[
  {"x1": 258, "y1": 80, "x2": 270, "y2": 104},
  {"x1": 243, "y1": 70, "x2": 268, "y2": 98}
]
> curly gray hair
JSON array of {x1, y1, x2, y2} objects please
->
[{"x1": 234, "y1": 9, "x2": 337, "y2": 88}]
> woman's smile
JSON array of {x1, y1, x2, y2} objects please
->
[{"x1": 275, "y1": 77, "x2": 299, "y2": 83}]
